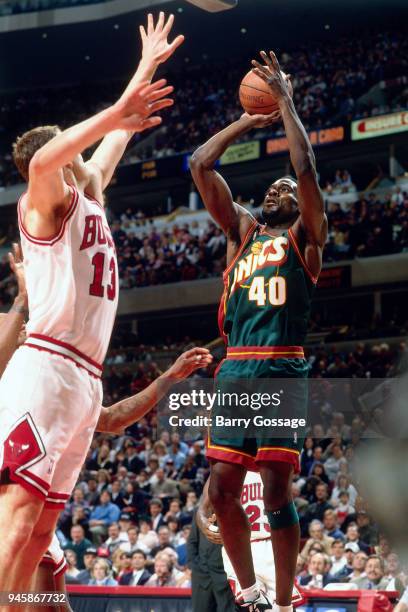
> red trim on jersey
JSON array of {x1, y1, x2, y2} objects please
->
[
  {"x1": 24, "y1": 343, "x2": 101, "y2": 379},
  {"x1": 213, "y1": 358, "x2": 226, "y2": 379},
  {"x1": 44, "y1": 499, "x2": 67, "y2": 510},
  {"x1": 84, "y1": 191, "x2": 104, "y2": 209},
  {"x1": 54, "y1": 558, "x2": 68, "y2": 577},
  {"x1": 288, "y1": 227, "x2": 318, "y2": 285},
  {"x1": 206, "y1": 441, "x2": 257, "y2": 471},
  {"x1": 47, "y1": 491, "x2": 70, "y2": 500},
  {"x1": 28, "y1": 334, "x2": 102, "y2": 371},
  {"x1": 18, "y1": 186, "x2": 79, "y2": 246},
  {"x1": 8, "y1": 471, "x2": 48, "y2": 502},
  {"x1": 40, "y1": 556, "x2": 55, "y2": 566},
  {"x1": 226, "y1": 345, "x2": 305, "y2": 360},
  {"x1": 223, "y1": 220, "x2": 258, "y2": 279},
  {"x1": 217, "y1": 286, "x2": 229, "y2": 346}
]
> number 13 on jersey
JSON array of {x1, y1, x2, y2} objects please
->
[{"x1": 248, "y1": 276, "x2": 286, "y2": 307}]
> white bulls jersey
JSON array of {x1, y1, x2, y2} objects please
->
[
  {"x1": 242, "y1": 470, "x2": 271, "y2": 542},
  {"x1": 18, "y1": 185, "x2": 118, "y2": 372}
]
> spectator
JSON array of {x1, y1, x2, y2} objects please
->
[
  {"x1": 104, "y1": 522, "x2": 128, "y2": 555},
  {"x1": 151, "y1": 526, "x2": 175, "y2": 558},
  {"x1": 150, "y1": 468, "x2": 180, "y2": 500},
  {"x1": 300, "y1": 520, "x2": 334, "y2": 561},
  {"x1": 163, "y1": 441, "x2": 187, "y2": 470},
  {"x1": 354, "y1": 555, "x2": 390, "y2": 590},
  {"x1": 76, "y1": 547, "x2": 98, "y2": 584},
  {"x1": 119, "y1": 550, "x2": 152, "y2": 586},
  {"x1": 123, "y1": 441, "x2": 145, "y2": 474},
  {"x1": 298, "y1": 553, "x2": 336, "y2": 588},
  {"x1": 306, "y1": 483, "x2": 333, "y2": 522},
  {"x1": 330, "y1": 540, "x2": 347, "y2": 575},
  {"x1": 330, "y1": 474, "x2": 358, "y2": 508},
  {"x1": 112, "y1": 549, "x2": 133, "y2": 583},
  {"x1": 88, "y1": 559, "x2": 118, "y2": 586},
  {"x1": 137, "y1": 519, "x2": 159, "y2": 553},
  {"x1": 345, "y1": 550, "x2": 368, "y2": 584},
  {"x1": 335, "y1": 542, "x2": 360, "y2": 580},
  {"x1": 64, "y1": 549, "x2": 80, "y2": 579},
  {"x1": 384, "y1": 552, "x2": 405, "y2": 595},
  {"x1": 356, "y1": 511, "x2": 379, "y2": 547},
  {"x1": 63, "y1": 525, "x2": 93, "y2": 570},
  {"x1": 323, "y1": 509, "x2": 345, "y2": 541},
  {"x1": 336, "y1": 490, "x2": 355, "y2": 524},
  {"x1": 323, "y1": 443, "x2": 348, "y2": 482},
  {"x1": 88, "y1": 491, "x2": 121, "y2": 545},
  {"x1": 344, "y1": 524, "x2": 370, "y2": 554},
  {"x1": 148, "y1": 499, "x2": 166, "y2": 531},
  {"x1": 145, "y1": 553, "x2": 179, "y2": 587}
]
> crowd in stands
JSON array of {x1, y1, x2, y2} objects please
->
[
  {"x1": 1, "y1": 29, "x2": 406, "y2": 187},
  {"x1": 56, "y1": 332, "x2": 407, "y2": 589}
]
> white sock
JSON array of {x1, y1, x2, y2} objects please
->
[
  {"x1": 241, "y1": 582, "x2": 260, "y2": 603},
  {"x1": 275, "y1": 605, "x2": 293, "y2": 612}
]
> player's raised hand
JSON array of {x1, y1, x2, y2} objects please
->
[
  {"x1": 167, "y1": 347, "x2": 213, "y2": 380},
  {"x1": 115, "y1": 78, "x2": 174, "y2": 131},
  {"x1": 240, "y1": 110, "x2": 282, "y2": 128},
  {"x1": 140, "y1": 12, "x2": 185, "y2": 65},
  {"x1": 8, "y1": 242, "x2": 27, "y2": 308},
  {"x1": 251, "y1": 50, "x2": 292, "y2": 102}
]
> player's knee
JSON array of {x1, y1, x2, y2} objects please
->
[
  {"x1": 208, "y1": 482, "x2": 236, "y2": 512},
  {"x1": 266, "y1": 501, "x2": 299, "y2": 530},
  {"x1": 4, "y1": 521, "x2": 35, "y2": 555},
  {"x1": 263, "y1": 477, "x2": 292, "y2": 509}
]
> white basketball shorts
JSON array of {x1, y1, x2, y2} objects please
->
[{"x1": 0, "y1": 343, "x2": 102, "y2": 509}]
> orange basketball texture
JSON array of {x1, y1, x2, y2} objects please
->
[{"x1": 239, "y1": 69, "x2": 293, "y2": 115}]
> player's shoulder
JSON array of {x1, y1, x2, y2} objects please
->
[{"x1": 233, "y1": 204, "x2": 258, "y2": 241}]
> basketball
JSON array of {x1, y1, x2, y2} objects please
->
[{"x1": 239, "y1": 69, "x2": 293, "y2": 115}]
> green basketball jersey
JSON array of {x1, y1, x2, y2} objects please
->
[{"x1": 218, "y1": 221, "x2": 317, "y2": 349}]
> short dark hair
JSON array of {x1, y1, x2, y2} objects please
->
[
  {"x1": 132, "y1": 549, "x2": 147, "y2": 559},
  {"x1": 12, "y1": 125, "x2": 60, "y2": 180}
]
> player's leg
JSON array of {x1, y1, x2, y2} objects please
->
[
  {"x1": 0, "y1": 484, "x2": 46, "y2": 591},
  {"x1": 6, "y1": 502, "x2": 59, "y2": 591},
  {"x1": 54, "y1": 572, "x2": 74, "y2": 612},
  {"x1": 259, "y1": 461, "x2": 299, "y2": 608},
  {"x1": 208, "y1": 461, "x2": 255, "y2": 591}
]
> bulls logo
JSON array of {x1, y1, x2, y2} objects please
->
[
  {"x1": 8, "y1": 439, "x2": 30, "y2": 458},
  {"x1": 2, "y1": 413, "x2": 45, "y2": 472}
]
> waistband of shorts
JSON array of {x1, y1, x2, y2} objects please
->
[
  {"x1": 226, "y1": 346, "x2": 305, "y2": 360},
  {"x1": 24, "y1": 333, "x2": 103, "y2": 378}
]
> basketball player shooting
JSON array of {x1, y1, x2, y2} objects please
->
[
  {"x1": 190, "y1": 50, "x2": 327, "y2": 611},
  {"x1": 0, "y1": 12, "x2": 184, "y2": 596}
]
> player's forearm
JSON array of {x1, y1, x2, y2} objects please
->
[
  {"x1": 191, "y1": 115, "x2": 254, "y2": 169},
  {"x1": 97, "y1": 371, "x2": 176, "y2": 434},
  {"x1": 0, "y1": 297, "x2": 27, "y2": 376},
  {"x1": 278, "y1": 96, "x2": 316, "y2": 177},
  {"x1": 89, "y1": 130, "x2": 134, "y2": 191},
  {"x1": 29, "y1": 104, "x2": 122, "y2": 178},
  {"x1": 88, "y1": 56, "x2": 159, "y2": 189},
  {"x1": 124, "y1": 56, "x2": 159, "y2": 94}
]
